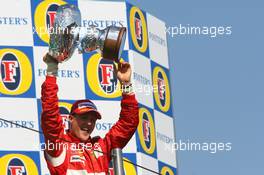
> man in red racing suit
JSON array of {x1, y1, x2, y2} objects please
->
[{"x1": 41, "y1": 53, "x2": 139, "y2": 175}]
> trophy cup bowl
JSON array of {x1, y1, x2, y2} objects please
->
[
  {"x1": 48, "y1": 4, "x2": 81, "y2": 63},
  {"x1": 49, "y1": 4, "x2": 126, "y2": 63}
]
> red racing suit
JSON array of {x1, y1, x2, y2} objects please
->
[{"x1": 41, "y1": 76, "x2": 139, "y2": 175}]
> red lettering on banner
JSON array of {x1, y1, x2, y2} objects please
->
[
  {"x1": 61, "y1": 115, "x2": 70, "y2": 134},
  {"x1": 158, "y1": 78, "x2": 165, "y2": 100},
  {"x1": 1, "y1": 61, "x2": 18, "y2": 83},
  {"x1": 47, "y1": 11, "x2": 56, "y2": 28},
  {"x1": 135, "y1": 18, "x2": 142, "y2": 40},
  {"x1": 143, "y1": 119, "x2": 150, "y2": 142},
  {"x1": 8, "y1": 166, "x2": 25, "y2": 175},
  {"x1": 100, "y1": 64, "x2": 113, "y2": 86}
]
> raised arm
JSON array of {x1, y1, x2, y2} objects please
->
[
  {"x1": 41, "y1": 54, "x2": 64, "y2": 157},
  {"x1": 103, "y1": 62, "x2": 139, "y2": 156},
  {"x1": 104, "y1": 93, "x2": 139, "y2": 149}
]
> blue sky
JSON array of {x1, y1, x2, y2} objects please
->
[{"x1": 121, "y1": 0, "x2": 264, "y2": 174}]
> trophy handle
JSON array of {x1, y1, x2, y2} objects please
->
[{"x1": 102, "y1": 27, "x2": 126, "y2": 63}]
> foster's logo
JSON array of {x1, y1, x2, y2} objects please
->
[
  {"x1": 7, "y1": 158, "x2": 27, "y2": 175},
  {"x1": 33, "y1": 0, "x2": 67, "y2": 44},
  {"x1": 1, "y1": 53, "x2": 20, "y2": 89},
  {"x1": 129, "y1": 6, "x2": 148, "y2": 53},
  {"x1": 59, "y1": 102, "x2": 72, "y2": 134},
  {"x1": 86, "y1": 53, "x2": 121, "y2": 98},
  {"x1": 138, "y1": 107, "x2": 156, "y2": 155},
  {"x1": 98, "y1": 59, "x2": 118, "y2": 94},
  {"x1": 0, "y1": 48, "x2": 33, "y2": 96},
  {"x1": 0, "y1": 154, "x2": 39, "y2": 175},
  {"x1": 153, "y1": 66, "x2": 171, "y2": 113}
]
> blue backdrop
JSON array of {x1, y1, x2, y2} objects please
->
[{"x1": 122, "y1": 0, "x2": 264, "y2": 174}]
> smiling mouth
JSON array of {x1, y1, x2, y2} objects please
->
[{"x1": 81, "y1": 128, "x2": 90, "y2": 132}]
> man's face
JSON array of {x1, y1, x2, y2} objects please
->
[{"x1": 69, "y1": 112, "x2": 97, "y2": 142}]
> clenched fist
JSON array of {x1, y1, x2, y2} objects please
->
[{"x1": 115, "y1": 61, "x2": 132, "y2": 85}]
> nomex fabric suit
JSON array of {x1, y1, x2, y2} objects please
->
[{"x1": 41, "y1": 76, "x2": 139, "y2": 175}]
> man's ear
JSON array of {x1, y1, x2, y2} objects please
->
[{"x1": 69, "y1": 115, "x2": 74, "y2": 121}]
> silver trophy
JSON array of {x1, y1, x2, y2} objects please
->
[{"x1": 49, "y1": 4, "x2": 126, "y2": 63}]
